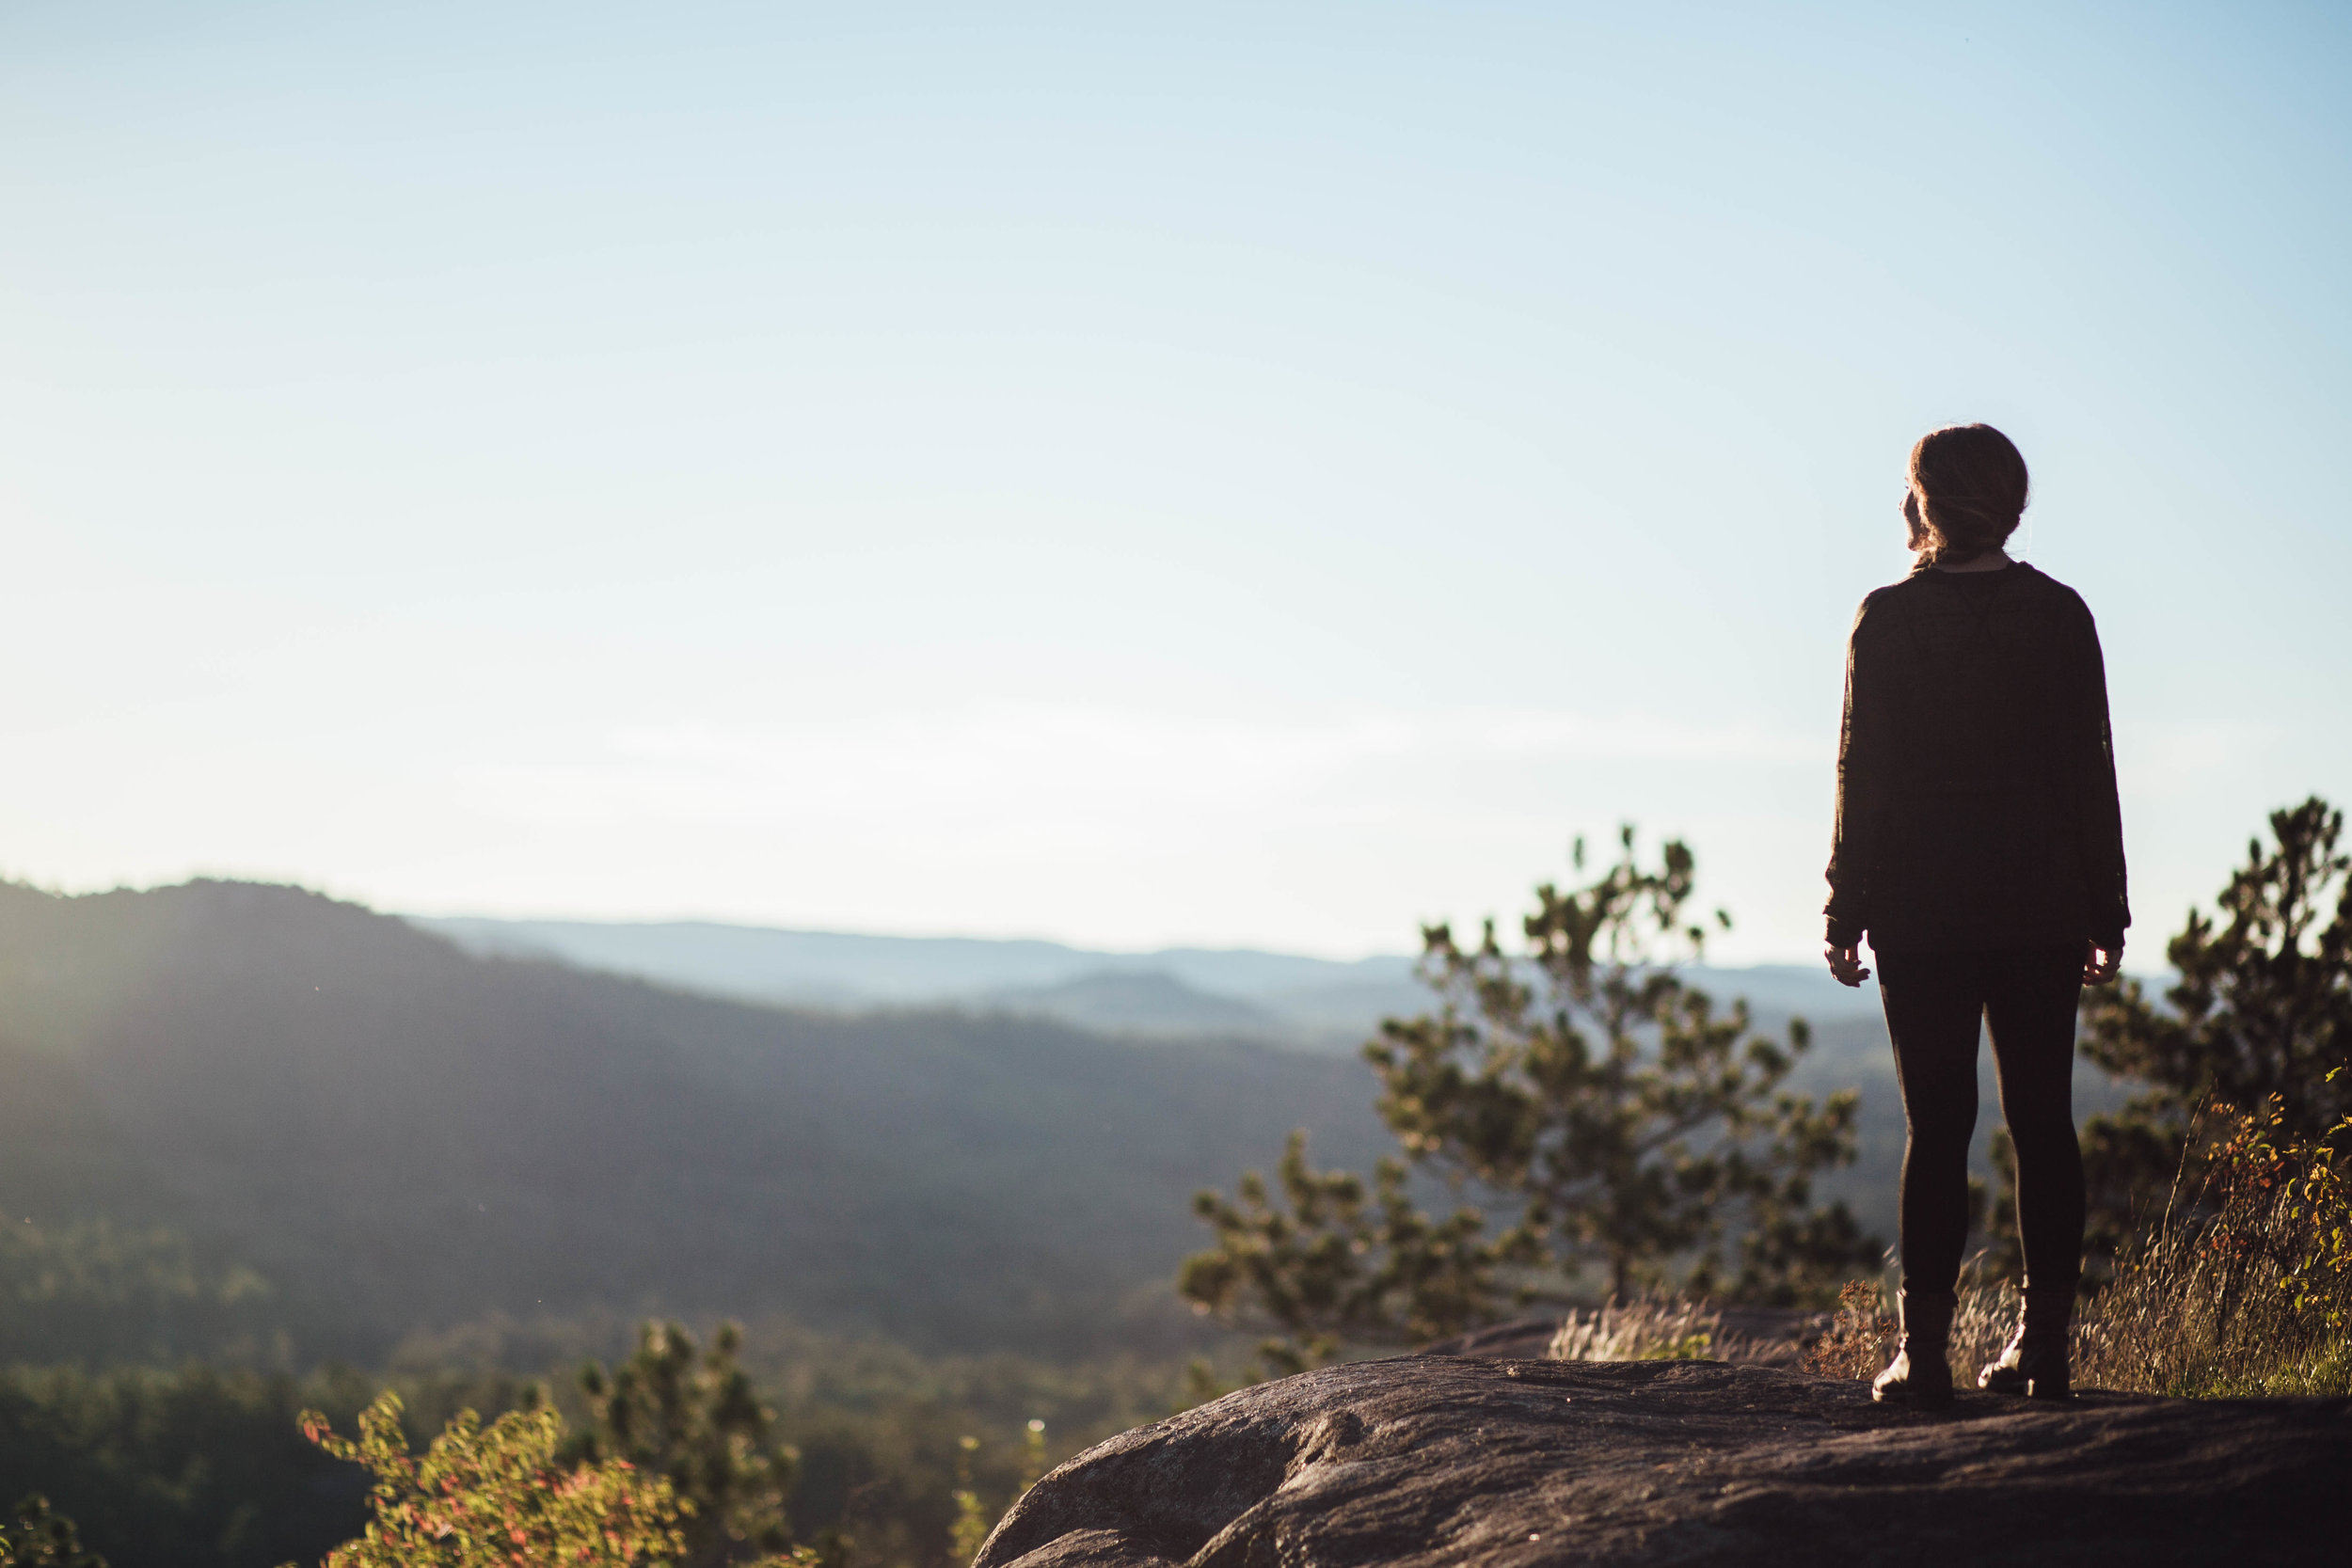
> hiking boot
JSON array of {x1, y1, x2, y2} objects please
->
[
  {"x1": 1871, "y1": 1288, "x2": 1956, "y2": 1410},
  {"x1": 1979, "y1": 1283, "x2": 2073, "y2": 1400}
]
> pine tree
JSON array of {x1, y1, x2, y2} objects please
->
[
  {"x1": 1182, "y1": 831, "x2": 1876, "y2": 1368},
  {"x1": 2065, "y1": 797, "x2": 2352, "y2": 1258},
  {"x1": 568, "y1": 1322, "x2": 797, "y2": 1568}
]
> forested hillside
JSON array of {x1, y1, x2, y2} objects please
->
[
  {"x1": 0, "y1": 879, "x2": 1391, "y2": 1365},
  {"x1": 418, "y1": 911, "x2": 2084, "y2": 1250}
]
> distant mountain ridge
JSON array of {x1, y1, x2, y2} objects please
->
[{"x1": 416, "y1": 916, "x2": 1884, "y2": 1047}]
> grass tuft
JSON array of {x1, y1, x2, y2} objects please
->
[{"x1": 1545, "y1": 1295, "x2": 1726, "y2": 1363}]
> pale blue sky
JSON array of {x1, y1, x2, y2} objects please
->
[{"x1": 2, "y1": 3, "x2": 2345, "y2": 958}]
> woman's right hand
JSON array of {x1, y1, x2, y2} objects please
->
[
  {"x1": 2083, "y1": 942, "x2": 2122, "y2": 986},
  {"x1": 1825, "y1": 942, "x2": 1871, "y2": 988}
]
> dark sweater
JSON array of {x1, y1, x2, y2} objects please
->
[{"x1": 1824, "y1": 561, "x2": 2129, "y2": 954}]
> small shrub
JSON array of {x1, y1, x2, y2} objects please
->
[
  {"x1": 296, "y1": 1391, "x2": 820, "y2": 1568},
  {"x1": 297, "y1": 1392, "x2": 684, "y2": 1568},
  {"x1": 1, "y1": 1497, "x2": 106, "y2": 1568},
  {"x1": 1800, "y1": 1281, "x2": 1894, "y2": 1381}
]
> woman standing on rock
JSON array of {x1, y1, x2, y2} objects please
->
[{"x1": 1822, "y1": 423, "x2": 2127, "y2": 1409}]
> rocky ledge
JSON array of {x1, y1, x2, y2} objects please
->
[{"x1": 975, "y1": 1356, "x2": 2347, "y2": 1568}]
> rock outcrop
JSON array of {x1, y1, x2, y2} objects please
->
[{"x1": 976, "y1": 1356, "x2": 2348, "y2": 1568}]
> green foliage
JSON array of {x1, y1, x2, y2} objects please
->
[
  {"x1": 2065, "y1": 1090, "x2": 2352, "y2": 1397},
  {"x1": 2054, "y1": 797, "x2": 2352, "y2": 1263},
  {"x1": 2085, "y1": 797, "x2": 2352, "y2": 1129},
  {"x1": 947, "y1": 1437, "x2": 992, "y2": 1566},
  {"x1": 1181, "y1": 1131, "x2": 1510, "y2": 1373},
  {"x1": 567, "y1": 1323, "x2": 794, "y2": 1567},
  {"x1": 727, "y1": 1321, "x2": 1165, "y2": 1568},
  {"x1": 0, "y1": 1497, "x2": 106, "y2": 1568},
  {"x1": 2229, "y1": 1086, "x2": 2352, "y2": 1329},
  {"x1": 296, "y1": 1390, "x2": 694, "y2": 1568},
  {"x1": 0, "y1": 1362, "x2": 379, "y2": 1568},
  {"x1": 1183, "y1": 832, "x2": 1878, "y2": 1367},
  {"x1": 947, "y1": 1420, "x2": 1045, "y2": 1566},
  {"x1": 0, "y1": 1326, "x2": 1165, "y2": 1568},
  {"x1": 0, "y1": 1220, "x2": 277, "y2": 1367}
]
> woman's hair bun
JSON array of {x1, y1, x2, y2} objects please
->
[{"x1": 1909, "y1": 424, "x2": 2029, "y2": 564}]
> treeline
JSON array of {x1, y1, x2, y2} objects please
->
[{"x1": 0, "y1": 1222, "x2": 279, "y2": 1370}]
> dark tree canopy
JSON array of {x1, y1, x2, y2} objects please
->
[{"x1": 0, "y1": 1497, "x2": 106, "y2": 1568}]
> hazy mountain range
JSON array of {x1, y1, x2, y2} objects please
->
[
  {"x1": 416, "y1": 916, "x2": 1888, "y2": 1048},
  {"x1": 414, "y1": 916, "x2": 1950, "y2": 1270}
]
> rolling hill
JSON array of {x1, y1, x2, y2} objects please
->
[{"x1": 0, "y1": 879, "x2": 1391, "y2": 1364}]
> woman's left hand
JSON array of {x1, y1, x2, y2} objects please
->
[{"x1": 2083, "y1": 942, "x2": 2122, "y2": 986}]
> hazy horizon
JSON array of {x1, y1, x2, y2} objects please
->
[{"x1": 6, "y1": 4, "x2": 2346, "y2": 961}]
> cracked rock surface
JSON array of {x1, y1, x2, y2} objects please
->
[{"x1": 974, "y1": 1356, "x2": 2347, "y2": 1568}]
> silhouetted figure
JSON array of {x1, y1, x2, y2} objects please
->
[{"x1": 1823, "y1": 423, "x2": 2127, "y2": 1408}]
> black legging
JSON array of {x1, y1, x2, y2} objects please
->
[{"x1": 1876, "y1": 943, "x2": 2087, "y2": 1294}]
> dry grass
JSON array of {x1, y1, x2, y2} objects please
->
[
  {"x1": 1806, "y1": 1099, "x2": 2352, "y2": 1398},
  {"x1": 2071, "y1": 1100, "x2": 2352, "y2": 1397},
  {"x1": 1545, "y1": 1295, "x2": 1728, "y2": 1363},
  {"x1": 1947, "y1": 1269, "x2": 2025, "y2": 1380},
  {"x1": 1798, "y1": 1266, "x2": 2019, "y2": 1385},
  {"x1": 2076, "y1": 1229, "x2": 2349, "y2": 1397}
]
